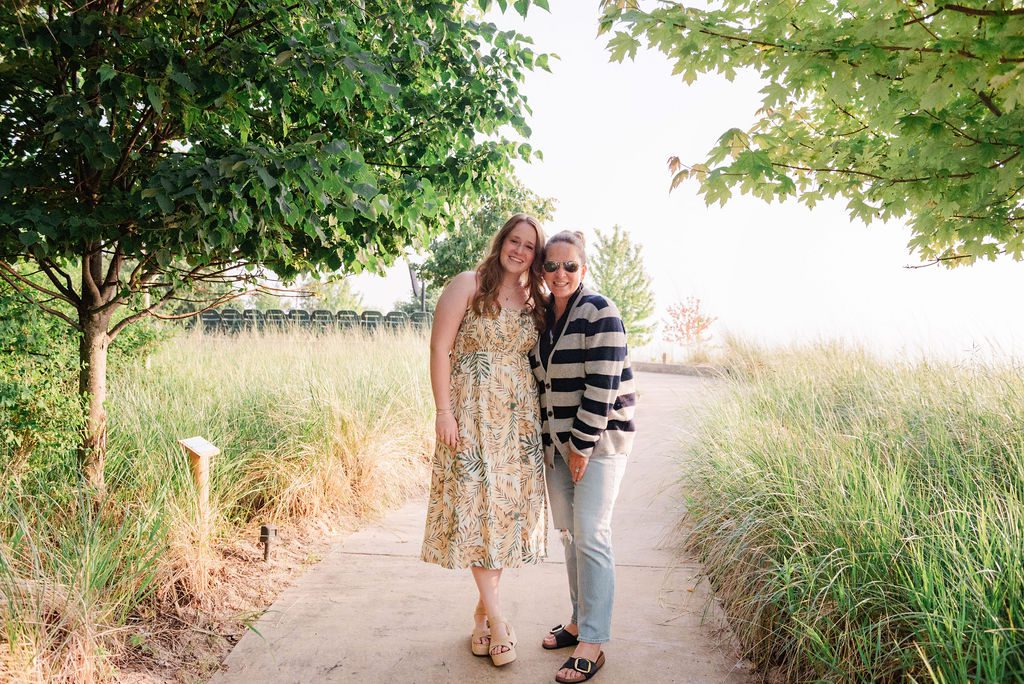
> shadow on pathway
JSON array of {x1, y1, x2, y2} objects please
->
[{"x1": 210, "y1": 372, "x2": 751, "y2": 683}]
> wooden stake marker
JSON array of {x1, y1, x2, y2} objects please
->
[{"x1": 178, "y1": 436, "x2": 219, "y2": 522}]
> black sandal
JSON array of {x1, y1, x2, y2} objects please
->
[
  {"x1": 554, "y1": 652, "x2": 605, "y2": 682},
  {"x1": 543, "y1": 624, "x2": 580, "y2": 650}
]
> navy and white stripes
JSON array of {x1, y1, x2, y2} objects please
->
[{"x1": 530, "y1": 287, "x2": 636, "y2": 463}]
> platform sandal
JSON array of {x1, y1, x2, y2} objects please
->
[
  {"x1": 470, "y1": 603, "x2": 490, "y2": 656},
  {"x1": 488, "y1": 616, "x2": 517, "y2": 666}
]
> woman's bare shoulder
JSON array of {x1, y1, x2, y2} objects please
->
[
  {"x1": 447, "y1": 271, "x2": 479, "y2": 296},
  {"x1": 437, "y1": 271, "x2": 478, "y2": 312}
]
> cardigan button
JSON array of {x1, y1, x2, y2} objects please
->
[
  {"x1": 545, "y1": 382, "x2": 551, "y2": 389},
  {"x1": 547, "y1": 410, "x2": 553, "y2": 417}
]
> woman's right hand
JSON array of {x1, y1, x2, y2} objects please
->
[{"x1": 435, "y1": 412, "x2": 459, "y2": 450}]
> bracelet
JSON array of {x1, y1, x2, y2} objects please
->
[{"x1": 435, "y1": 408, "x2": 452, "y2": 415}]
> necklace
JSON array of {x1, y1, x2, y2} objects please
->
[{"x1": 499, "y1": 283, "x2": 525, "y2": 308}]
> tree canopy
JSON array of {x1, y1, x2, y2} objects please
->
[
  {"x1": 0, "y1": 0, "x2": 548, "y2": 488},
  {"x1": 589, "y1": 225, "x2": 655, "y2": 347},
  {"x1": 601, "y1": 0, "x2": 1024, "y2": 266}
]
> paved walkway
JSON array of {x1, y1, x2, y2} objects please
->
[{"x1": 210, "y1": 372, "x2": 749, "y2": 683}]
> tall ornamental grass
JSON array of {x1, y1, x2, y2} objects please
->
[
  {"x1": 686, "y1": 342, "x2": 1024, "y2": 683},
  {"x1": 0, "y1": 328, "x2": 433, "y2": 682}
]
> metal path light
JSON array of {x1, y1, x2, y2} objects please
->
[{"x1": 259, "y1": 524, "x2": 278, "y2": 562}]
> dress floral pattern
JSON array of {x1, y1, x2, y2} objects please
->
[{"x1": 421, "y1": 306, "x2": 548, "y2": 569}]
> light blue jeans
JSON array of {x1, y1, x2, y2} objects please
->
[{"x1": 547, "y1": 450, "x2": 628, "y2": 644}]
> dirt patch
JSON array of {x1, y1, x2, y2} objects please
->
[{"x1": 113, "y1": 517, "x2": 359, "y2": 683}]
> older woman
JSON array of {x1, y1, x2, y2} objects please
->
[{"x1": 529, "y1": 230, "x2": 636, "y2": 683}]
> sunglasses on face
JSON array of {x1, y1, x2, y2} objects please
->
[{"x1": 543, "y1": 260, "x2": 580, "y2": 273}]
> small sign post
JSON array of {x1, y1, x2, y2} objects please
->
[{"x1": 177, "y1": 436, "x2": 219, "y2": 524}]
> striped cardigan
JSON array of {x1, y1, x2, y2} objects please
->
[{"x1": 529, "y1": 286, "x2": 637, "y2": 466}]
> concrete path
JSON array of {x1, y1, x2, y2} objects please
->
[{"x1": 210, "y1": 372, "x2": 750, "y2": 683}]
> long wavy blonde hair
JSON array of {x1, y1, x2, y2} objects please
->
[{"x1": 471, "y1": 213, "x2": 547, "y2": 331}]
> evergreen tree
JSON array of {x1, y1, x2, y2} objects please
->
[{"x1": 590, "y1": 225, "x2": 655, "y2": 347}]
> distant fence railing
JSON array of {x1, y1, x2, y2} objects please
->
[{"x1": 194, "y1": 308, "x2": 433, "y2": 334}]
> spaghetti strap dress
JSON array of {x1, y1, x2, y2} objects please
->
[{"x1": 421, "y1": 306, "x2": 548, "y2": 569}]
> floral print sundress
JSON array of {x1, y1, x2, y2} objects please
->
[{"x1": 421, "y1": 306, "x2": 548, "y2": 569}]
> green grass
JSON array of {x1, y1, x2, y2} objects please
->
[
  {"x1": 0, "y1": 327, "x2": 432, "y2": 681},
  {"x1": 685, "y1": 341, "x2": 1024, "y2": 683}
]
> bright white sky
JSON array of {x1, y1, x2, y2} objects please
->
[{"x1": 351, "y1": 3, "x2": 1024, "y2": 361}]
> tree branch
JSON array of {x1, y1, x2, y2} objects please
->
[
  {"x1": 110, "y1": 107, "x2": 155, "y2": 187},
  {"x1": 363, "y1": 159, "x2": 432, "y2": 170},
  {"x1": 765, "y1": 147, "x2": 1019, "y2": 185},
  {"x1": 81, "y1": 245, "x2": 104, "y2": 304},
  {"x1": 0, "y1": 267, "x2": 80, "y2": 329},
  {"x1": 204, "y1": 2, "x2": 302, "y2": 54},
  {"x1": 902, "y1": 7, "x2": 945, "y2": 26},
  {"x1": 923, "y1": 111, "x2": 1021, "y2": 148},
  {"x1": 905, "y1": 249, "x2": 1006, "y2": 269},
  {"x1": 976, "y1": 90, "x2": 1003, "y2": 117},
  {"x1": 940, "y1": 4, "x2": 1024, "y2": 18},
  {"x1": 107, "y1": 286, "x2": 256, "y2": 339},
  {"x1": 127, "y1": 253, "x2": 156, "y2": 289},
  {"x1": 35, "y1": 256, "x2": 81, "y2": 305},
  {"x1": 951, "y1": 213, "x2": 1024, "y2": 221},
  {"x1": 0, "y1": 261, "x2": 75, "y2": 306},
  {"x1": 683, "y1": 22, "x2": 1024, "y2": 65},
  {"x1": 102, "y1": 243, "x2": 124, "y2": 304}
]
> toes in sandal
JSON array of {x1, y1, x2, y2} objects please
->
[
  {"x1": 488, "y1": 616, "x2": 517, "y2": 667},
  {"x1": 543, "y1": 624, "x2": 580, "y2": 650},
  {"x1": 554, "y1": 652, "x2": 606, "y2": 683},
  {"x1": 471, "y1": 604, "x2": 490, "y2": 657}
]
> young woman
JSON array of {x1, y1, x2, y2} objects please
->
[
  {"x1": 420, "y1": 213, "x2": 548, "y2": 667},
  {"x1": 529, "y1": 230, "x2": 637, "y2": 683}
]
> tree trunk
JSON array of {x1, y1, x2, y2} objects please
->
[
  {"x1": 78, "y1": 313, "x2": 111, "y2": 492},
  {"x1": 407, "y1": 263, "x2": 426, "y2": 312}
]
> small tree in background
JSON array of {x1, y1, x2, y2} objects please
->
[
  {"x1": 415, "y1": 176, "x2": 557, "y2": 299},
  {"x1": 237, "y1": 275, "x2": 365, "y2": 312},
  {"x1": 664, "y1": 297, "x2": 716, "y2": 347},
  {"x1": 589, "y1": 225, "x2": 655, "y2": 347},
  {"x1": 301, "y1": 277, "x2": 364, "y2": 313}
]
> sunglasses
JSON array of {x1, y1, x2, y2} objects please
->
[{"x1": 542, "y1": 260, "x2": 580, "y2": 273}]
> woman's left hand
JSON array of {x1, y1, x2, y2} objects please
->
[{"x1": 568, "y1": 448, "x2": 589, "y2": 483}]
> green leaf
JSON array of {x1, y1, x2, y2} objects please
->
[
  {"x1": 169, "y1": 71, "x2": 195, "y2": 92},
  {"x1": 353, "y1": 182, "x2": 377, "y2": 198},
  {"x1": 256, "y1": 166, "x2": 278, "y2": 190},
  {"x1": 156, "y1": 192, "x2": 173, "y2": 214},
  {"x1": 146, "y1": 84, "x2": 164, "y2": 115},
  {"x1": 98, "y1": 64, "x2": 116, "y2": 83}
]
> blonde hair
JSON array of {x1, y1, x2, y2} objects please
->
[{"x1": 472, "y1": 213, "x2": 547, "y2": 330}]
